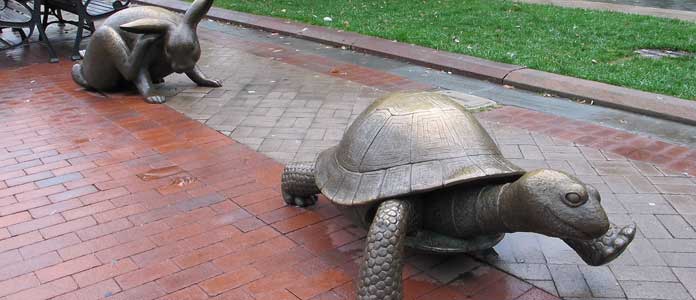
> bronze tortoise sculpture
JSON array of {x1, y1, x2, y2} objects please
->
[{"x1": 281, "y1": 92, "x2": 636, "y2": 300}]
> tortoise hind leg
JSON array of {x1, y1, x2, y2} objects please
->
[
  {"x1": 281, "y1": 161, "x2": 320, "y2": 207},
  {"x1": 563, "y1": 223, "x2": 636, "y2": 266},
  {"x1": 358, "y1": 199, "x2": 411, "y2": 300}
]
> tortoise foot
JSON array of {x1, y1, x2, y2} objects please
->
[
  {"x1": 563, "y1": 223, "x2": 636, "y2": 266},
  {"x1": 282, "y1": 191, "x2": 317, "y2": 207}
]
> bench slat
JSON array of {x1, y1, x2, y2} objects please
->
[{"x1": 1, "y1": 0, "x2": 32, "y2": 25}]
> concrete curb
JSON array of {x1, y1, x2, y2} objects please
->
[{"x1": 136, "y1": 0, "x2": 696, "y2": 126}]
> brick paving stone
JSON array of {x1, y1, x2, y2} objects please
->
[
  {"x1": 35, "y1": 254, "x2": 102, "y2": 283},
  {"x1": 610, "y1": 265, "x2": 679, "y2": 282},
  {"x1": 673, "y1": 268, "x2": 696, "y2": 300},
  {"x1": 34, "y1": 172, "x2": 83, "y2": 188},
  {"x1": 0, "y1": 273, "x2": 40, "y2": 297},
  {"x1": 2, "y1": 18, "x2": 696, "y2": 300},
  {"x1": 52, "y1": 278, "x2": 121, "y2": 300},
  {"x1": 0, "y1": 252, "x2": 63, "y2": 282},
  {"x1": 3, "y1": 277, "x2": 77, "y2": 300},
  {"x1": 72, "y1": 258, "x2": 139, "y2": 288},
  {"x1": 548, "y1": 265, "x2": 593, "y2": 298},
  {"x1": 76, "y1": 218, "x2": 133, "y2": 241},
  {"x1": 38, "y1": 213, "x2": 94, "y2": 236},
  {"x1": 19, "y1": 233, "x2": 81, "y2": 259},
  {"x1": 105, "y1": 282, "x2": 166, "y2": 300},
  {"x1": 621, "y1": 281, "x2": 692, "y2": 300},
  {"x1": 115, "y1": 260, "x2": 181, "y2": 290},
  {"x1": 662, "y1": 253, "x2": 696, "y2": 267},
  {"x1": 0, "y1": 250, "x2": 24, "y2": 268},
  {"x1": 656, "y1": 215, "x2": 696, "y2": 238},
  {"x1": 156, "y1": 262, "x2": 222, "y2": 293},
  {"x1": 199, "y1": 266, "x2": 263, "y2": 296},
  {"x1": 8, "y1": 214, "x2": 65, "y2": 235},
  {"x1": 578, "y1": 266, "x2": 625, "y2": 298}
]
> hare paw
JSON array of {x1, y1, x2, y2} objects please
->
[
  {"x1": 198, "y1": 79, "x2": 222, "y2": 87},
  {"x1": 145, "y1": 95, "x2": 167, "y2": 104}
]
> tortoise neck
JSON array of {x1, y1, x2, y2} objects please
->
[{"x1": 475, "y1": 183, "x2": 512, "y2": 234}]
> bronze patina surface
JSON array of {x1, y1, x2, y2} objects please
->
[
  {"x1": 280, "y1": 91, "x2": 636, "y2": 300},
  {"x1": 71, "y1": 0, "x2": 221, "y2": 103}
]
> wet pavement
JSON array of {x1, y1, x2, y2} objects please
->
[{"x1": 1, "y1": 10, "x2": 696, "y2": 300}]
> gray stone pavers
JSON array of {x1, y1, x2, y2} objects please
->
[{"x1": 165, "y1": 22, "x2": 696, "y2": 300}]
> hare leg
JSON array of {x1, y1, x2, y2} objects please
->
[
  {"x1": 185, "y1": 65, "x2": 222, "y2": 87},
  {"x1": 72, "y1": 64, "x2": 90, "y2": 88},
  {"x1": 134, "y1": 69, "x2": 166, "y2": 104},
  {"x1": 99, "y1": 29, "x2": 159, "y2": 82},
  {"x1": 358, "y1": 199, "x2": 411, "y2": 300},
  {"x1": 281, "y1": 161, "x2": 320, "y2": 207},
  {"x1": 563, "y1": 223, "x2": 636, "y2": 266}
]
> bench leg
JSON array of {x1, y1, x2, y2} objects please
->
[
  {"x1": 71, "y1": 14, "x2": 85, "y2": 60},
  {"x1": 57, "y1": 10, "x2": 65, "y2": 25},
  {"x1": 40, "y1": 8, "x2": 49, "y2": 41},
  {"x1": 33, "y1": 1, "x2": 59, "y2": 62}
]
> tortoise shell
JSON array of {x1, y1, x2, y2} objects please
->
[{"x1": 315, "y1": 91, "x2": 524, "y2": 205}]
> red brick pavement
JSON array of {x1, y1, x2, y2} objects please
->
[{"x1": 0, "y1": 62, "x2": 556, "y2": 299}]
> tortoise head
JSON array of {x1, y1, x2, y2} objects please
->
[{"x1": 500, "y1": 169, "x2": 609, "y2": 239}]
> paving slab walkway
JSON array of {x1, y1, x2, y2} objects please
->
[
  {"x1": 515, "y1": 0, "x2": 696, "y2": 21},
  {"x1": 1, "y1": 15, "x2": 696, "y2": 300}
]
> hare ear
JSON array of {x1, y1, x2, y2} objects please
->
[
  {"x1": 120, "y1": 18, "x2": 175, "y2": 34},
  {"x1": 182, "y1": 0, "x2": 213, "y2": 29}
]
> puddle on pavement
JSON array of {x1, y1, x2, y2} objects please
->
[
  {"x1": 136, "y1": 166, "x2": 183, "y2": 181},
  {"x1": 170, "y1": 175, "x2": 197, "y2": 187}
]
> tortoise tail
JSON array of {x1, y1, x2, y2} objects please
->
[
  {"x1": 358, "y1": 199, "x2": 411, "y2": 300},
  {"x1": 71, "y1": 64, "x2": 90, "y2": 88}
]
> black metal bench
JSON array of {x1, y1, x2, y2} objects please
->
[
  {"x1": 0, "y1": 0, "x2": 35, "y2": 49},
  {"x1": 42, "y1": 0, "x2": 129, "y2": 60}
]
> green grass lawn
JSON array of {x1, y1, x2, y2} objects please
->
[{"x1": 212, "y1": 0, "x2": 696, "y2": 100}]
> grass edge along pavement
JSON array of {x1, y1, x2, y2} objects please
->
[
  {"x1": 212, "y1": 0, "x2": 696, "y2": 101},
  {"x1": 136, "y1": 0, "x2": 696, "y2": 126}
]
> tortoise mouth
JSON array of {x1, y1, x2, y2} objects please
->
[{"x1": 543, "y1": 206, "x2": 592, "y2": 240}]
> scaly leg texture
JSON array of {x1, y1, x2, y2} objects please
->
[
  {"x1": 564, "y1": 223, "x2": 636, "y2": 266},
  {"x1": 281, "y1": 161, "x2": 320, "y2": 207},
  {"x1": 358, "y1": 199, "x2": 411, "y2": 300}
]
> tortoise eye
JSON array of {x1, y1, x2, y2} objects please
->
[{"x1": 563, "y1": 192, "x2": 586, "y2": 207}]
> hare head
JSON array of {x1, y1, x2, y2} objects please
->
[{"x1": 119, "y1": 0, "x2": 213, "y2": 73}]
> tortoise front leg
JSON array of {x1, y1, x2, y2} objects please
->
[
  {"x1": 358, "y1": 199, "x2": 411, "y2": 300},
  {"x1": 563, "y1": 223, "x2": 636, "y2": 266},
  {"x1": 281, "y1": 161, "x2": 320, "y2": 207}
]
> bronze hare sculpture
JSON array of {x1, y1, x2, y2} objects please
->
[
  {"x1": 71, "y1": 0, "x2": 221, "y2": 103},
  {"x1": 281, "y1": 92, "x2": 636, "y2": 300}
]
